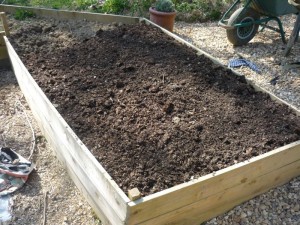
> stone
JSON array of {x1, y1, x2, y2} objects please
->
[
  {"x1": 293, "y1": 204, "x2": 300, "y2": 212},
  {"x1": 172, "y1": 116, "x2": 181, "y2": 124},
  {"x1": 240, "y1": 212, "x2": 247, "y2": 218}
]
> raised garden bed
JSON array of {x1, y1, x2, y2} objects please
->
[
  {"x1": 8, "y1": 18, "x2": 300, "y2": 196},
  {"x1": 2, "y1": 5, "x2": 300, "y2": 225}
]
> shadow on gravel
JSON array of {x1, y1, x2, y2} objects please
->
[{"x1": 0, "y1": 68, "x2": 16, "y2": 88}]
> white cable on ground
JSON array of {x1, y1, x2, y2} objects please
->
[
  {"x1": 43, "y1": 191, "x2": 48, "y2": 225},
  {"x1": 15, "y1": 99, "x2": 36, "y2": 160},
  {"x1": 1, "y1": 134, "x2": 6, "y2": 146}
]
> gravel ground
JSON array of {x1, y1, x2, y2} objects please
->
[{"x1": 174, "y1": 15, "x2": 300, "y2": 225}]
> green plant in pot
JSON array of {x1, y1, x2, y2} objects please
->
[{"x1": 149, "y1": 0, "x2": 176, "y2": 32}]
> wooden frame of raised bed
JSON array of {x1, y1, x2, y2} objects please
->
[
  {"x1": 1, "y1": 5, "x2": 300, "y2": 225},
  {"x1": 0, "y1": 31, "x2": 7, "y2": 61},
  {"x1": 0, "y1": 12, "x2": 9, "y2": 65}
]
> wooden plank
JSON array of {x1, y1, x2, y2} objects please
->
[
  {"x1": 137, "y1": 160, "x2": 300, "y2": 225},
  {"x1": 0, "y1": 31, "x2": 9, "y2": 66},
  {"x1": 0, "y1": 46, "x2": 8, "y2": 60},
  {"x1": 128, "y1": 141, "x2": 300, "y2": 224},
  {"x1": 5, "y1": 37, "x2": 130, "y2": 225},
  {"x1": 0, "y1": 12, "x2": 9, "y2": 36},
  {"x1": 0, "y1": 5, "x2": 139, "y2": 24},
  {"x1": 0, "y1": 31, "x2": 5, "y2": 45},
  {"x1": 0, "y1": 31, "x2": 8, "y2": 59}
]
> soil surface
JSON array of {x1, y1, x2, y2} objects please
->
[{"x1": 9, "y1": 20, "x2": 300, "y2": 196}]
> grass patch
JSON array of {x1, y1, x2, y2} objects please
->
[
  {"x1": 91, "y1": 210, "x2": 102, "y2": 224},
  {"x1": 175, "y1": 0, "x2": 233, "y2": 22},
  {"x1": 101, "y1": 0, "x2": 129, "y2": 14},
  {"x1": 14, "y1": 9, "x2": 36, "y2": 20}
]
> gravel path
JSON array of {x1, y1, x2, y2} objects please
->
[{"x1": 174, "y1": 15, "x2": 300, "y2": 225}]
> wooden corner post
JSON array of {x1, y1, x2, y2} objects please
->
[{"x1": 0, "y1": 12, "x2": 10, "y2": 36}]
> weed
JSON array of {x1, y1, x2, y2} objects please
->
[
  {"x1": 74, "y1": 0, "x2": 98, "y2": 10},
  {"x1": 30, "y1": 0, "x2": 73, "y2": 9},
  {"x1": 2, "y1": 0, "x2": 30, "y2": 5},
  {"x1": 175, "y1": 0, "x2": 234, "y2": 21},
  {"x1": 14, "y1": 9, "x2": 36, "y2": 20},
  {"x1": 91, "y1": 210, "x2": 102, "y2": 224},
  {"x1": 35, "y1": 135, "x2": 47, "y2": 144},
  {"x1": 102, "y1": 0, "x2": 129, "y2": 14},
  {"x1": 130, "y1": 0, "x2": 153, "y2": 17}
]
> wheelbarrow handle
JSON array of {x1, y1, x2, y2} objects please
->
[
  {"x1": 288, "y1": 0, "x2": 300, "y2": 9},
  {"x1": 218, "y1": 20, "x2": 235, "y2": 29},
  {"x1": 219, "y1": 0, "x2": 241, "y2": 27}
]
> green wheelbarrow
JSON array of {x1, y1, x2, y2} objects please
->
[{"x1": 219, "y1": 0, "x2": 299, "y2": 46}]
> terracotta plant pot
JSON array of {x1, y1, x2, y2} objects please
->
[{"x1": 149, "y1": 7, "x2": 176, "y2": 32}]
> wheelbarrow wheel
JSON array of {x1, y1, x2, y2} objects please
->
[{"x1": 226, "y1": 7, "x2": 260, "y2": 46}]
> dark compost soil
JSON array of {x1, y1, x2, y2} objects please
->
[{"x1": 9, "y1": 21, "x2": 300, "y2": 196}]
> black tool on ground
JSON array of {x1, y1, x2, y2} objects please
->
[
  {"x1": 270, "y1": 76, "x2": 279, "y2": 85},
  {"x1": 0, "y1": 147, "x2": 33, "y2": 177}
]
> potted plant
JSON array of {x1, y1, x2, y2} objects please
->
[{"x1": 149, "y1": 0, "x2": 176, "y2": 32}]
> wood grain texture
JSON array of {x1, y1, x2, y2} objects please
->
[
  {"x1": 0, "y1": 31, "x2": 5, "y2": 45},
  {"x1": 0, "y1": 32, "x2": 8, "y2": 60},
  {"x1": 0, "y1": 12, "x2": 9, "y2": 36},
  {"x1": 0, "y1": 46, "x2": 8, "y2": 60}
]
